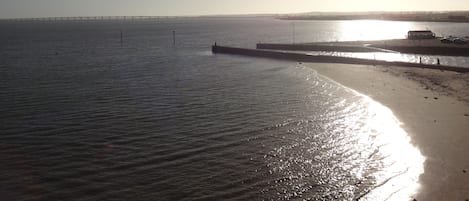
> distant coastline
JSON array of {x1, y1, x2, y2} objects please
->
[
  {"x1": 279, "y1": 11, "x2": 469, "y2": 23},
  {"x1": 4, "y1": 11, "x2": 469, "y2": 23}
]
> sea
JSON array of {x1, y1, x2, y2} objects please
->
[{"x1": 1, "y1": 17, "x2": 468, "y2": 201}]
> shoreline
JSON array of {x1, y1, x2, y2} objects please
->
[
  {"x1": 278, "y1": 12, "x2": 469, "y2": 23},
  {"x1": 306, "y1": 63, "x2": 469, "y2": 201}
]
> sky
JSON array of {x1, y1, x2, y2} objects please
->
[{"x1": 1, "y1": 0, "x2": 469, "y2": 18}]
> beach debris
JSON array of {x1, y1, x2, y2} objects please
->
[
  {"x1": 464, "y1": 113, "x2": 469, "y2": 117},
  {"x1": 463, "y1": 169, "x2": 467, "y2": 173},
  {"x1": 424, "y1": 96, "x2": 428, "y2": 99},
  {"x1": 412, "y1": 198, "x2": 417, "y2": 201},
  {"x1": 434, "y1": 97, "x2": 439, "y2": 100}
]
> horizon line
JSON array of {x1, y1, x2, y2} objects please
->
[{"x1": 2, "y1": 10, "x2": 469, "y2": 20}]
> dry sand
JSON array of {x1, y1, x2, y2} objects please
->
[{"x1": 306, "y1": 63, "x2": 469, "y2": 201}]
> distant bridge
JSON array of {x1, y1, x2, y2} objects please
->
[{"x1": 0, "y1": 16, "x2": 186, "y2": 22}]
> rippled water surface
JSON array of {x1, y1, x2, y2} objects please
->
[{"x1": 1, "y1": 17, "x2": 459, "y2": 200}]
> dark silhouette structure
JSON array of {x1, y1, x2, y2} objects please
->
[{"x1": 407, "y1": 30, "x2": 436, "y2": 40}]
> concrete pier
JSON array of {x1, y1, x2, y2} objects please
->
[
  {"x1": 212, "y1": 45, "x2": 469, "y2": 73},
  {"x1": 257, "y1": 39, "x2": 469, "y2": 56},
  {"x1": 256, "y1": 43, "x2": 386, "y2": 53}
]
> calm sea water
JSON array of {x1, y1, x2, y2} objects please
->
[{"x1": 0, "y1": 17, "x2": 465, "y2": 200}]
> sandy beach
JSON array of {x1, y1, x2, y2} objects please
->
[{"x1": 307, "y1": 63, "x2": 469, "y2": 201}]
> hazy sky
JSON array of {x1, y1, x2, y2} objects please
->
[{"x1": 1, "y1": 0, "x2": 469, "y2": 18}]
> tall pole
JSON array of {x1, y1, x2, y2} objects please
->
[
  {"x1": 172, "y1": 30, "x2": 176, "y2": 47},
  {"x1": 292, "y1": 22, "x2": 295, "y2": 44},
  {"x1": 120, "y1": 30, "x2": 123, "y2": 46}
]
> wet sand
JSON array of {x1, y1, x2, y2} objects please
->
[{"x1": 307, "y1": 63, "x2": 469, "y2": 201}]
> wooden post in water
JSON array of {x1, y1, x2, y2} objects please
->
[
  {"x1": 292, "y1": 22, "x2": 296, "y2": 44},
  {"x1": 172, "y1": 30, "x2": 176, "y2": 47},
  {"x1": 120, "y1": 30, "x2": 123, "y2": 45}
]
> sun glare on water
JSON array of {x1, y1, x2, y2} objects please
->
[
  {"x1": 338, "y1": 20, "x2": 413, "y2": 41},
  {"x1": 319, "y1": 74, "x2": 425, "y2": 200},
  {"x1": 311, "y1": 72, "x2": 425, "y2": 200},
  {"x1": 266, "y1": 68, "x2": 426, "y2": 200},
  {"x1": 357, "y1": 95, "x2": 425, "y2": 200}
]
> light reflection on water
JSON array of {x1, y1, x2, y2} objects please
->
[
  {"x1": 337, "y1": 20, "x2": 412, "y2": 41},
  {"x1": 306, "y1": 51, "x2": 469, "y2": 67},
  {"x1": 265, "y1": 68, "x2": 425, "y2": 200},
  {"x1": 324, "y1": 75, "x2": 425, "y2": 200},
  {"x1": 299, "y1": 20, "x2": 469, "y2": 67},
  {"x1": 353, "y1": 94, "x2": 425, "y2": 201},
  {"x1": 0, "y1": 18, "x2": 435, "y2": 200}
]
